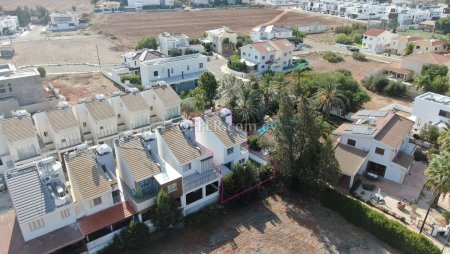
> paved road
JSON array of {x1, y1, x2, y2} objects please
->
[{"x1": 207, "y1": 55, "x2": 228, "y2": 80}]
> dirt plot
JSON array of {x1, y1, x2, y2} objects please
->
[
  {"x1": 43, "y1": 73, "x2": 119, "y2": 105},
  {"x1": 145, "y1": 195, "x2": 398, "y2": 254},
  {"x1": 91, "y1": 9, "x2": 355, "y2": 49},
  {"x1": 0, "y1": 36, "x2": 123, "y2": 66},
  {"x1": 0, "y1": 0, "x2": 92, "y2": 13},
  {"x1": 302, "y1": 52, "x2": 413, "y2": 110}
]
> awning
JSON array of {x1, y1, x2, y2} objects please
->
[{"x1": 79, "y1": 201, "x2": 137, "y2": 235}]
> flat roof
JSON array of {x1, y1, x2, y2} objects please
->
[
  {"x1": 5, "y1": 166, "x2": 54, "y2": 223},
  {"x1": 416, "y1": 92, "x2": 450, "y2": 106},
  {"x1": 66, "y1": 151, "x2": 112, "y2": 201},
  {"x1": 158, "y1": 125, "x2": 202, "y2": 165},
  {"x1": 0, "y1": 116, "x2": 37, "y2": 143},
  {"x1": 141, "y1": 53, "x2": 206, "y2": 65},
  {"x1": 85, "y1": 100, "x2": 115, "y2": 121},
  {"x1": 46, "y1": 108, "x2": 79, "y2": 132}
]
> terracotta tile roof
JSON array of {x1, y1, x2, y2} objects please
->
[
  {"x1": 403, "y1": 52, "x2": 450, "y2": 64},
  {"x1": 121, "y1": 93, "x2": 148, "y2": 112},
  {"x1": 252, "y1": 42, "x2": 275, "y2": 54},
  {"x1": 46, "y1": 108, "x2": 78, "y2": 132},
  {"x1": 334, "y1": 143, "x2": 368, "y2": 176},
  {"x1": 158, "y1": 125, "x2": 202, "y2": 165},
  {"x1": 394, "y1": 36, "x2": 422, "y2": 42},
  {"x1": 85, "y1": 100, "x2": 115, "y2": 121},
  {"x1": 375, "y1": 114, "x2": 414, "y2": 148},
  {"x1": 250, "y1": 39, "x2": 294, "y2": 54},
  {"x1": 78, "y1": 201, "x2": 136, "y2": 235},
  {"x1": 393, "y1": 150, "x2": 413, "y2": 169},
  {"x1": 364, "y1": 28, "x2": 386, "y2": 37},
  {"x1": 203, "y1": 115, "x2": 246, "y2": 148},
  {"x1": 117, "y1": 138, "x2": 160, "y2": 182},
  {"x1": 384, "y1": 62, "x2": 413, "y2": 76},
  {"x1": 152, "y1": 85, "x2": 181, "y2": 106},
  {"x1": 66, "y1": 151, "x2": 112, "y2": 201},
  {"x1": 270, "y1": 39, "x2": 294, "y2": 51},
  {"x1": 1, "y1": 117, "x2": 36, "y2": 143}
]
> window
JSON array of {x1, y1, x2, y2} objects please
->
[
  {"x1": 183, "y1": 163, "x2": 191, "y2": 172},
  {"x1": 167, "y1": 182, "x2": 177, "y2": 193},
  {"x1": 61, "y1": 138, "x2": 66, "y2": 143},
  {"x1": 150, "y1": 106, "x2": 153, "y2": 111},
  {"x1": 262, "y1": 56, "x2": 265, "y2": 60},
  {"x1": 100, "y1": 126, "x2": 104, "y2": 130},
  {"x1": 416, "y1": 45, "x2": 420, "y2": 49},
  {"x1": 8, "y1": 87, "x2": 12, "y2": 92},
  {"x1": 117, "y1": 114, "x2": 121, "y2": 118},
  {"x1": 347, "y1": 139, "x2": 356, "y2": 146},
  {"x1": 255, "y1": 55, "x2": 258, "y2": 59},
  {"x1": 439, "y1": 110, "x2": 450, "y2": 119},
  {"x1": 243, "y1": 52, "x2": 246, "y2": 56},
  {"x1": 0, "y1": 159, "x2": 2, "y2": 166},
  {"x1": 201, "y1": 157, "x2": 212, "y2": 173},
  {"x1": 261, "y1": 65, "x2": 265, "y2": 69},
  {"x1": 83, "y1": 122, "x2": 87, "y2": 127},
  {"x1": 43, "y1": 131, "x2": 48, "y2": 137},
  {"x1": 199, "y1": 63, "x2": 203, "y2": 68},
  {"x1": 91, "y1": 197, "x2": 102, "y2": 207},
  {"x1": 0, "y1": 88, "x2": 5, "y2": 93},
  {"x1": 60, "y1": 209, "x2": 70, "y2": 219},
  {"x1": 284, "y1": 52, "x2": 287, "y2": 56},
  {"x1": 29, "y1": 218, "x2": 45, "y2": 232},
  {"x1": 153, "y1": 71, "x2": 158, "y2": 77},
  {"x1": 187, "y1": 65, "x2": 190, "y2": 70},
  {"x1": 375, "y1": 147, "x2": 385, "y2": 155},
  {"x1": 227, "y1": 147, "x2": 234, "y2": 155},
  {"x1": 171, "y1": 68, "x2": 173, "y2": 73}
]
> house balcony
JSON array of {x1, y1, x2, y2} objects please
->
[
  {"x1": 121, "y1": 182, "x2": 157, "y2": 211},
  {"x1": 183, "y1": 169, "x2": 220, "y2": 193},
  {"x1": 400, "y1": 141, "x2": 416, "y2": 155}
]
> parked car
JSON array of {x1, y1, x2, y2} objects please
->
[
  {"x1": 0, "y1": 176, "x2": 5, "y2": 192},
  {"x1": 346, "y1": 46, "x2": 360, "y2": 52},
  {"x1": 371, "y1": 193, "x2": 385, "y2": 204}
]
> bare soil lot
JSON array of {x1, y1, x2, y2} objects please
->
[
  {"x1": 145, "y1": 195, "x2": 398, "y2": 254},
  {"x1": 0, "y1": 0, "x2": 92, "y2": 13},
  {"x1": 91, "y1": 9, "x2": 355, "y2": 49},
  {"x1": 43, "y1": 73, "x2": 118, "y2": 105},
  {"x1": 302, "y1": 52, "x2": 413, "y2": 109},
  {"x1": 0, "y1": 36, "x2": 122, "y2": 66}
]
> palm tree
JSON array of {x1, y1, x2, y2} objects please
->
[
  {"x1": 425, "y1": 153, "x2": 450, "y2": 203},
  {"x1": 438, "y1": 123, "x2": 450, "y2": 151},
  {"x1": 259, "y1": 73, "x2": 275, "y2": 113},
  {"x1": 314, "y1": 83, "x2": 348, "y2": 119},
  {"x1": 219, "y1": 74, "x2": 243, "y2": 109},
  {"x1": 234, "y1": 84, "x2": 262, "y2": 128}
]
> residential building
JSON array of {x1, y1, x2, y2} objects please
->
[
  {"x1": 0, "y1": 64, "x2": 46, "y2": 115},
  {"x1": 240, "y1": 39, "x2": 295, "y2": 74},
  {"x1": 156, "y1": 124, "x2": 221, "y2": 215},
  {"x1": 140, "y1": 82, "x2": 181, "y2": 122},
  {"x1": 297, "y1": 22, "x2": 328, "y2": 34},
  {"x1": 0, "y1": 41, "x2": 14, "y2": 58},
  {"x1": 158, "y1": 32, "x2": 204, "y2": 56},
  {"x1": 109, "y1": 90, "x2": 151, "y2": 133},
  {"x1": 0, "y1": 111, "x2": 41, "y2": 173},
  {"x1": 390, "y1": 36, "x2": 422, "y2": 55},
  {"x1": 250, "y1": 25, "x2": 293, "y2": 41},
  {"x1": 0, "y1": 16, "x2": 19, "y2": 36},
  {"x1": 114, "y1": 132, "x2": 182, "y2": 213},
  {"x1": 72, "y1": 95, "x2": 119, "y2": 146},
  {"x1": 412, "y1": 92, "x2": 450, "y2": 129},
  {"x1": 193, "y1": 109, "x2": 248, "y2": 174},
  {"x1": 32, "y1": 103, "x2": 83, "y2": 160},
  {"x1": 192, "y1": 0, "x2": 210, "y2": 6},
  {"x1": 140, "y1": 53, "x2": 208, "y2": 92},
  {"x1": 362, "y1": 28, "x2": 398, "y2": 54},
  {"x1": 203, "y1": 26, "x2": 238, "y2": 56},
  {"x1": 420, "y1": 20, "x2": 435, "y2": 32},
  {"x1": 101, "y1": 1, "x2": 121, "y2": 12},
  {"x1": 5, "y1": 158, "x2": 78, "y2": 243},
  {"x1": 411, "y1": 39, "x2": 448, "y2": 54},
  {"x1": 49, "y1": 12, "x2": 79, "y2": 31},
  {"x1": 127, "y1": 0, "x2": 174, "y2": 8},
  {"x1": 120, "y1": 49, "x2": 165, "y2": 75},
  {"x1": 333, "y1": 110, "x2": 416, "y2": 187}
]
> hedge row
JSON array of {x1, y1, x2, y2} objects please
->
[{"x1": 321, "y1": 188, "x2": 440, "y2": 254}]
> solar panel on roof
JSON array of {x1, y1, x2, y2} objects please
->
[{"x1": 352, "y1": 126, "x2": 376, "y2": 135}]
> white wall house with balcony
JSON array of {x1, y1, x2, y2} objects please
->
[
  {"x1": 158, "y1": 32, "x2": 204, "y2": 56},
  {"x1": 49, "y1": 12, "x2": 79, "y2": 31},
  {"x1": 412, "y1": 92, "x2": 450, "y2": 130},
  {"x1": 362, "y1": 28, "x2": 398, "y2": 54},
  {"x1": 140, "y1": 83, "x2": 182, "y2": 123},
  {"x1": 109, "y1": 90, "x2": 152, "y2": 133}
]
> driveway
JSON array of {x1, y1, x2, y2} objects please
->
[{"x1": 207, "y1": 55, "x2": 228, "y2": 81}]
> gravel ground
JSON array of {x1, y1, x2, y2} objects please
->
[{"x1": 146, "y1": 195, "x2": 398, "y2": 254}]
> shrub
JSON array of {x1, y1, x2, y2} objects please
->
[
  {"x1": 321, "y1": 188, "x2": 441, "y2": 254},
  {"x1": 228, "y1": 54, "x2": 248, "y2": 72},
  {"x1": 222, "y1": 164, "x2": 258, "y2": 199},
  {"x1": 37, "y1": 67, "x2": 46, "y2": 77},
  {"x1": 363, "y1": 75, "x2": 389, "y2": 93},
  {"x1": 336, "y1": 33, "x2": 353, "y2": 44},
  {"x1": 443, "y1": 211, "x2": 450, "y2": 224},
  {"x1": 248, "y1": 135, "x2": 264, "y2": 151},
  {"x1": 384, "y1": 81, "x2": 407, "y2": 96},
  {"x1": 362, "y1": 183, "x2": 376, "y2": 191},
  {"x1": 323, "y1": 52, "x2": 344, "y2": 63},
  {"x1": 120, "y1": 74, "x2": 141, "y2": 85},
  {"x1": 169, "y1": 48, "x2": 182, "y2": 57},
  {"x1": 414, "y1": 148, "x2": 428, "y2": 162},
  {"x1": 352, "y1": 52, "x2": 366, "y2": 61},
  {"x1": 98, "y1": 221, "x2": 149, "y2": 254},
  {"x1": 136, "y1": 36, "x2": 157, "y2": 50}
]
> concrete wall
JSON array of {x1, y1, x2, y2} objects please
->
[{"x1": 0, "y1": 71, "x2": 45, "y2": 106}]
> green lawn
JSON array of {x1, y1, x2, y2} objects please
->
[{"x1": 398, "y1": 30, "x2": 446, "y2": 40}]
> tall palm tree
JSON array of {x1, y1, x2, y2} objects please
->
[
  {"x1": 438, "y1": 123, "x2": 450, "y2": 151},
  {"x1": 234, "y1": 85, "x2": 262, "y2": 128},
  {"x1": 314, "y1": 83, "x2": 348, "y2": 119},
  {"x1": 259, "y1": 73, "x2": 275, "y2": 113},
  {"x1": 425, "y1": 153, "x2": 450, "y2": 203},
  {"x1": 219, "y1": 74, "x2": 243, "y2": 108}
]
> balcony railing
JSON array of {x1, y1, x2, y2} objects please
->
[{"x1": 183, "y1": 169, "x2": 220, "y2": 193}]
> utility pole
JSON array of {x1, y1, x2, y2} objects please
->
[{"x1": 96, "y1": 44, "x2": 101, "y2": 69}]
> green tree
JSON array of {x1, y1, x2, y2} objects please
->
[
  {"x1": 405, "y1": 42, "x2": 414, "y2": 55},
  {"x1": 119, "y1": 221, "x2": 150, "y2": 250},
  {"x1": 120, "y1": 74, "x2": 141, "y2": 84},
  {"x1": 335, "y1": 33, "x2": 353, "y2": 44},
  {"x1": 314, "y1": 83, "x2": 348, "y2": 118},
  {"x1": 15, "y1": 6, "x2": 31, "y2": 26},
  {"x1": 154, "y1": 190, "x2": 182, "y2": 230},
  {"x1": 420, "y1": 122, "x2": 440, "y2": 145},
  {"x1": 233, "y1": 84, "x2": 262, "y2": 127},
  {"x1": 222, "y1": 164, "x2": 258, "y2": 198},
  {"x1": 197, "y1": 71, "x2": 218, "y2": 108},
  {"x1": 37, "y1": 67, "x2": 46, "y2": 77},
  {"x1": 438, "y1": 123, "x2": 450, "y2": 151},
  {"x1": 219, "y1": 74, "x2": 243, "y2": 110},
  {"x1": 415, "y1": 64, "x2": 450, "y2": 95},
  {"x1": 425, "y1": 153, "x2": 450, "y2": 203},
  {"x1": 189, "y1": 87, "x2": 207, "y2": 111},
  {"x1": 136, "y1": 36, "x2": 158, "y2": 50},
  {"x1": 181, "y1": 97, "x2": 196, "y2": 118},
  {"x1": 290, "y1": 28, "x2": 306, "y2": 44},
  {"x1": 35, "y1": 5, "x2": 50, "y2": 24},
  {"x1": 437, "y1": 16, "x2": 450, "y2": 34}
]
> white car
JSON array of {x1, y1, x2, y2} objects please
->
[{"x1": 371, "y1": 193, "x2": 385, "y2": 203}]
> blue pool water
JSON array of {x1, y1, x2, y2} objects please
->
[{"x1": 257, "y1": 124, "x2": 271, "y2": 136}]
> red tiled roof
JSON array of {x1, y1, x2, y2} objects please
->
[
  {"x1": 394, "y1": 36, "x2": 422, "y2": 42},
  {"x1": 270, "y1": 39, "x2": 295, "y2": 51},
  {"x1": 375, "y1": 114, "x2": 414, "y2": 148},
  {"x1": 79, "y1": 201, "x2": 136, "y2": 235},
  {"x1": 364, "y1": 28, "x2": 385, "y2": 37},
  {"x1": 334, "y1": 143, "x2": 368, "y2": 176},
  {"x1": 403, "y1": 52, "x2": 450, "y2": 64},
  {"x1": 384, "y1": 62, "x2": 413, "y2": 76},
  {"x1": 250, "y1": 39, "x2": 294, "y2": 54}
]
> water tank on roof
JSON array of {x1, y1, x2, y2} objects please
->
[
  {"x1": 112, "y1": 91, "x2": 121, "y2": 97},
  {"x1": 96, "y1": 144, "x2": 112, "y2": 155},
  {"x1": 219, "y1": 108, "x2": 232, "y2": 117},
  {"x1": 57, "y1": 101, "x2": 70, "y2": 109},
  {"x1": 123, "y1": 130, "x2": 133, "y2": 138},
  {"x1": 180, "y1": 120, "x2": 193, "y2": 130},
  {"x1": 142, "y1": 131, "x2": 155, "y2": 141},
  {"x1": 76, "y1": 143, "x2": 87, "y2": 151},
  {"x1": 78, "y1": 98, "x2": 87, "y2": 104},
  {"x1": 128, "y1": 87, "x2": 139, "y2": 94},
  {"x1": 164, "y1": 120, "x2": 173, "y2": 126},
  {"x1": 95, "y1": 94, "x2": 107, "y2": 101},
  {"x1": 40, "y1": 157, "x2": 55, "y2": 165},
  {"x1": 14, "y1": 109, "x2": 29, "y2": 118}
]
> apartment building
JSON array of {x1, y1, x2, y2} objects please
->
[
  {"x1": 158, "y1": 32, "x2": 204, "y2": 56},
  {"x1": 49, "y1": 12, "x2": 79, "y2": 31},
  {"x1": 114, "y1": 133, "x2": 182, "y2": 213},
  {"x1": 140, "y1": 53, "x2": 208, "y2": 92},
  {"x1": 297, "y1": 22, "x2": 328, "y2": 34},
  {"x1": 156, "y1": 124, "x2": 221, "y2": 215},
  {"x1": 127, "y1": 0, "x2": 174, "y2": 8},
  {"x1": 203, "y1": 27, "x2": 238, "y2": 56},
  {"x1": 362, "y1": 28, "x2": 398, "y2": 54},
  {"x1": 0, "y1": 64, "x2": 46, "y2": 115},
  {"x1": 412, "y1": 92, "x2": 450, "y2": 130},
  {"x1": 390, "y1": 36, "x2": 422, "y2": 55},
  {"x1": 193, "y1": 110, "x2": 248, "y2": 174},
  {"x1": 250, "y1": 25, "x2": 293, "y2": 41},
  {"x1": 240, "y1": 39, "x2": 295, "y2": 74},
  {"x1": 140, "y1": 83, "x2": 181, "y2": 122},
  {"x1": 0, "y1": 16, "x2": 19, "y2": 36},
  {"x1": 333, "y1": 110, "x2": 415, "y2": 187},
  {"x1": 72, "y1": 95, "x2": 119, "y2": 146}
]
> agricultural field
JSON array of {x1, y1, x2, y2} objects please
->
[
  {"x1": 0, "y1": 0, "x2": 92, "y2": 13},
  {"x1": 91, "y1": 8, "x2": 357, "y2": 49}
]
